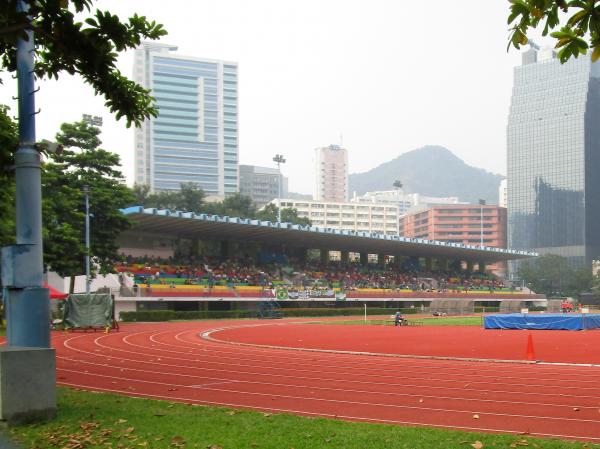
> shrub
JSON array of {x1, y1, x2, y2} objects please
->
[
  {"x1": 120, "y1": 310, "x2": 176, "y2": 322},
  {"x1": 119, "y1": 307, "x2": 420, "y2": 322}
]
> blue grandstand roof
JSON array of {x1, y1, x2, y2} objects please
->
[{"x1": 120, "y1": 206, "x2": 537, "y2": 262}]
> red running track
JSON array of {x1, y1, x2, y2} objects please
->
[{"x1": 53, "y1": 320, "x2": 600, "y2": 442}]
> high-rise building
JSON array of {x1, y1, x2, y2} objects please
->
[
  {"x1": 315, "y1": 145, "x2": 348, "y2": 202},
  {"x1": 498, "y1": 179, "x2": 507, "y2": 209},
  {"x1": 507, "y1": 48, "x2": 600, "y2": 266},
  {"x1": 239, "y1": 164, "x2": 288, "y2": 207},
  {"x1": 133, "y1": 42, "x2": 238, "y2": 197}
]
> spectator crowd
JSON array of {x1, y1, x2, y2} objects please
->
[{"x1": 116, "y1": 254, "x2": 511, "y2": 294}]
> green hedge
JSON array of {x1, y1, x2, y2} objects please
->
[
  {"x1": 119, "y1": 307, "x2": 419, "y2": 322},
  {"x1": 120, "y1": 311, "x2": 177, "y2": 322},
  {"x1": 279, "y1": 307, "x2": 418, "y2": 317},
  {"x1": 528, "y1": 306, "x2": 547, "y2": 312},
  {"x1": 474, "y1": 307, "x2": 499, "y2": 313}
]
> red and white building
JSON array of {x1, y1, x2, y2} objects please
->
[
  {"x1": 399, "y1": 205, "x2": 507, "y2": 248},
  {"x1": 315, "y1": 144, "x2": 348, "y2": 202}
]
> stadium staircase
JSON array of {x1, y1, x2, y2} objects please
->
[{"x1": 258, "y1": 301, "x2": 283, "y2": 319}]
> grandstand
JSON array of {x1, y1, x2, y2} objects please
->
[{"x1": 112, "y1": 207, "x2": 543, "y2": 318}]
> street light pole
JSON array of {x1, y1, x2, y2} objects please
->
[
  {"x1": 479, "y1": 199, "x2": 486, "y2": 247},
  {"x1": 82, "y1": 185, "x2": 91, "y2": 295},
  {"x1": 273, "y1": 154, "x2": 286, "y2": 222},
  {"x1": 1, "y1": 0, "x2": 50, "y2": 348}
]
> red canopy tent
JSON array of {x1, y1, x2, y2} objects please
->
[{"x1": 45, "y1": 283, "x2": 68, "y2": 300}]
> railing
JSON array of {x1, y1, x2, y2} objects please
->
[{"x1": 116, "y1": 285, "x2": 544, "y2": 300}]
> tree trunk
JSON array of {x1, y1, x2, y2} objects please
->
[{"x1": 69, "y1": 275, "x2": 75, "y2": 294}]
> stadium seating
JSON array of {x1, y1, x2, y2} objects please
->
[{"x1": 114, "y1": 256, "x2": 541, "y2": 299}]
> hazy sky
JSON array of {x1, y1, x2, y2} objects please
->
[{"x1": 0, "y1": 1, "x2": 544, "y2": 195}]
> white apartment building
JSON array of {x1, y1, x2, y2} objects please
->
[
  {"x1": 498, "y1": 179, "x2": 507, "y2": 208},
  {"x1": 315, "y1": 145, "x2": 348, "y2": 202},
  {"x1": 272, "y1": 199, "x2": 399, "y2": 235},
  {"x1": 351, "y1": 190, "x2": 465, "y2": 215}
]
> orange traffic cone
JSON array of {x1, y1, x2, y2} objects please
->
[{"x1": 526, "y1": 333, "x2": 536, "y2": 361}]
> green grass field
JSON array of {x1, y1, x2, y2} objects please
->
[
  {"x1": 9, "y1": 388, "x2": 596, "y2": 449},
  {"x1": 310, "y1": 316, "x2": 484, "y2": 327}
]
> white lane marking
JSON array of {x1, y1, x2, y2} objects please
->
[
  {"x1": 89, "y1": 332, "x2": 600, "y2": 394},
  {"x1": 127, "y1": 328, "x2": 600, "y2": 386},
  {"x1": 188, "y1": 380, "x2": 237, "y2": 388},
  {"x1": 203, "y1": 325, "x2": 600, "y2": 369},
  {"x1": 56, "y1": 355, "x2": 600, "y2": 410},
  {"x1": 56, "y1": 368, "x2": 600, "y2": 425},
  {"x1": 57, "y1": 381, "x2": 600, "y2": 442},
  {"x1": 110, "y1": 326, "x2": 600, "y2": 381},
  {"x1": 60, "y1": 333, "x2": 600, "y2": 402},
  {"x1": 157, "y1": 324, "x2": 600, "y2": 378}
]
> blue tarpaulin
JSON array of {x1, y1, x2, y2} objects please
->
[{"x1": 484, "y1": 313, "x2": 600, "y2": 331}]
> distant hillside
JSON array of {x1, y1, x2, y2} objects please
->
[{"x1": 348, "y1": 145, "x2": 503, "y2": 204}]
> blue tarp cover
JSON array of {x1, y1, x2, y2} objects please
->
[{"x1": 484, "y1": 313, "x2": 600, "y2": 331}]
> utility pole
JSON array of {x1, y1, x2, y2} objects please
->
[
  {"x1": 0, "y1": 0, "x2": 56, "y2": 425},
  {"x1": 1, "y1": 0, "x2": 50, "y2": 348},
  {"x1": 81, "y1": 114, "x2": 100, "y2": 295},
  {"x1": 273, "y1": 154, "x2": 286, "y2": 222},
  {"x1": 82, "y1": 185, "x2": 91, "y2": 295}
]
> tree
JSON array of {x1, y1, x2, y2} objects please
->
[
  {"x1": 518, "y1": 254, "x2": 593, "y2": 297},
  {"x1": 210, "y1": 193, "x2": 257, "y2": 218},
  {"x1": 130, "y1": 183, "x2": 151, "y2": 206},
  {"x1": 1, "y1": 0, "x2": 166, "y2": 126},
  {"x1": 175, "y1": 183, "x2": 206, "y2": 212},
  {"x1": 130, "y1": 182, "x2": 206, "y2": 212},
  {"x1": 508, "y1": 1, "x2": 600, "y2": 63},
  {"x1": 43, "y1": 119, "x2": 134, "y2": 290},
  {"x1": 127, "y1": 185, "x2": 312, "y2": 225},
  {"x1": 256, "y1": 204, "x2": 312, "y2": 226},
  {"x1": 0, "y1": 105, "x2": 18, "y2": 248}
]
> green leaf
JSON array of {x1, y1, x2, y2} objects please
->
[{"x1": 567, "y1": 9, "x2": 589, "y2": 27}]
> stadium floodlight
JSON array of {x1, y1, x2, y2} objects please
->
[
  {"x1": 82, "y1": 114, "x2": 103, "y2": 127},
  {"x1": 273, "y1": 154, "x2": 286, "y2": 223}
]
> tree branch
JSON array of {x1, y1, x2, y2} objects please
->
[{"x1": 0, "y1": 22, "x2": 31, "y2": 36}]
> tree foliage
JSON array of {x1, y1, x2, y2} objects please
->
[
  {"x1": 130, "y1": 186, "x2": 311, "y2": 226},
  {"x1": 508, "y1": 1, "x2": 600, "y2": 63},
  {"x1": 0, "y1": 0, "x2": 167, "y2": 126},
  {"x1": 43, "y1": 119, "x2": 134, "y2": 277},
  {"x1": 0, "y1": 111, "x2": 134, "y2": 281},
  {"x1": 518, "y1": 254, "x2": 594, "y2": 297},
  {"x1": 0, "y1": 105, "x2": 18, "y2": 248},
  {"x1": 132, "y1": 182, "x2": 206, "y2": 212},
  {"x1": 255, "y1": 203, "x2": 312, "y2": 226}
]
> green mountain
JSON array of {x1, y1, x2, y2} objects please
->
[{"x1": 348, "y1": 145, "x2": 503, "y2": 204}]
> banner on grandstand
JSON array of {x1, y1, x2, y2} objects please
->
[{"x1": 274, "y1": 288, "x2": 345, "y2": 300}]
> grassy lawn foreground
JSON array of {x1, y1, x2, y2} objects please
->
[{"x1": 9, "y1": 388, "x2": 597, "y2": 449}]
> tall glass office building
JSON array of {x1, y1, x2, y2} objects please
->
[
  {"x1": 133, "y1": 42, "x2": 238, "y2": 196},
  {"x1": 507, "y1": 48, "x2": 600, "y2": 266}
]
